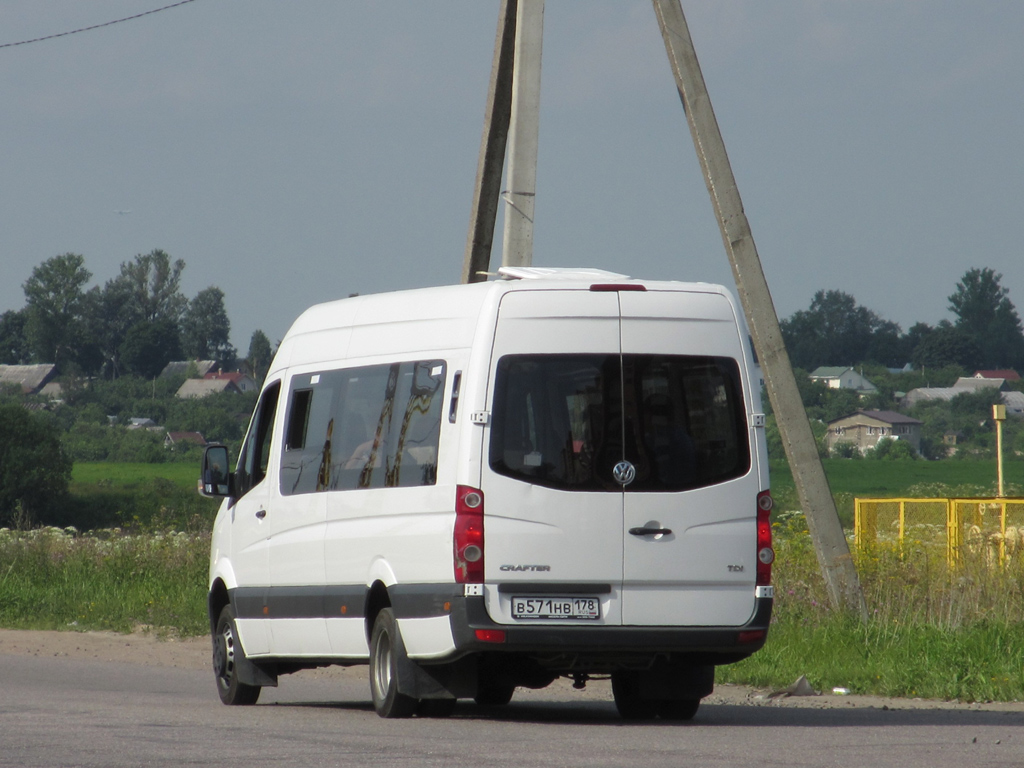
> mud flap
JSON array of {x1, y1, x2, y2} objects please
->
[
  {"x1": 237, "y1": 657, "x2": 278, "y2": 688},
  {"x1": 395, "y1": 653, "x2": 478, "y2": 700}
]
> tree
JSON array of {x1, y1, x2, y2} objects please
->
[
  {"x1": 948, "y1": 267, "x2": 1024, "y2": 369},
  {"x1": 246, "y1": 329, "x2": 273, "y2": 384},
  {"x1": 0, "y1": 403, "x2": 72, "y2": 526},
  {"x1": 22, "y1": 253, "x2": 92, "y2": 370},
  {"x1": 117, "y1": 250, "x2": 187, "y2": 325},
  {"x1": 84, "y1": 277, "x2": 137, "y2": 378},
  {"x1": 181, "y1": 286, "x2": 235, "y2": 363},
  {"x1": 119, "y1": 319, "x2": 183, "y2": 379},
  {"x1": 781, "y1": 290, "x2": 902, "y2": 369},
  {"x1": 911, "y1": 321, "x2": 980, "y2": 370},
  {"x1": 0, "y1": 309, "x2": 30, "y2": 364}
]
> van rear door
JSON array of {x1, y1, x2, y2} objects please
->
[
  {"x1": 481, "y1": 289, "x2": 625, "y2": 625},
  {"x1": 617, "y1": 290, "x2": 757, "y2": 626}
]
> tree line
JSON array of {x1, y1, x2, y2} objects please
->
[
  {"x1": 0, "y1": 250, "x2": 274, "y2": 381},
  {"x1": 780, "y1": 267, "x2": 1024, "y2": 371}
]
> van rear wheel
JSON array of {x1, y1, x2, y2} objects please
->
[
  {"x1": 474, "y1": 681, "x2": 515, "y2": 707},
  {"x1": 657, "y1": 698, "x2": 700, "y2": 721},
  {"x1": 369, "y1": 608, "x2": 417, "y2": 719},
  {"x1": 611, "y1": 672, "x2": 657, "y2": 720},
  {"x1": 213, "y1": 604, "x2": 261, "y2": 706}
]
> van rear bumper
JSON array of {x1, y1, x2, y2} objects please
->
[{"x1": 444, "y1": 593, "x2": 773, "y2": 666}]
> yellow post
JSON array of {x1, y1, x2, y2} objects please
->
[{"x1": 994, "y1": 404, "x2": 1006, "y2": 498}]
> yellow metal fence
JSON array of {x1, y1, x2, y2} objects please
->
[{"x1": 854, "y1": 497, "x2": 1024, "y2": 567}]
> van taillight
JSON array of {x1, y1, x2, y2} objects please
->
[
  {"x1": 454, "y1": 485, "x2": 484, "y2": 584},
  {"x1": 756, "y1": 490, "x2": 774, "y2": 586}
]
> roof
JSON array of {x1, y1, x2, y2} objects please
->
[
  {"x1": 176, "y1": 379, "x2": 241, "y2": 398},
  {"x1": 160, "y1": 360, "x2": 218, "y2": 379},
  {"x1": 0, "y1": 364, "x2": 57, "y2": 394},
  {"x1": 975, "y1": 369, "x2": 1020, "y2": 381},
  {"x1": 204, "y1": 371, "x2": 254, "y2": 384},
  {"x1": 809, "y1": 366, "x2": 852, "y2": 378},
  {"x1": 954, "y1": 377, "x2": 1004, "y2": 391},
  {"x1": 828, "y1": 409, "x2": 923, "y2": 427},
  {"x1": 165, "y1": 431, "x2": 207, "y2": 445}
]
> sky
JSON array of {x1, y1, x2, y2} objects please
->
[{"x1": 3, "y1": 1, "x2": 1024, "y2": 354}]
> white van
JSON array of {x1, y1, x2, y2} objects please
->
[{"x1": 201, "y1": 267, "x2": 773, "y2": 720}]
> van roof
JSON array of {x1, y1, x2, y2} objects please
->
[{"x1": 272, "y1": 269, "x2": 734, "y2": 373}]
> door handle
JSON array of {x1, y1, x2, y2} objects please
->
[
  {"x1": 629, "y1": 526, "x2": 672, "y2": 537},
  {"x1": 255, "y1": 509, "x2": 267, "y2": 519}
]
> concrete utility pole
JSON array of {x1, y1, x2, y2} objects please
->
[
  {"x1": 500, "y1": 0, "x2": 544, "y2": 269},
  {"x1": 461, "y1": 0, "x2": 517, "y2": 285},
  {"x1": 652, "y1": 0, "x2": 867, "y2": 619}
]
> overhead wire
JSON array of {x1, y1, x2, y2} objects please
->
[{"x1": 0, "y1": 0, "x2": 200, "y2": 50}]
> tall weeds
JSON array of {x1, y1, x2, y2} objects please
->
[
  {"x1": 718, "y1": 512, "x2": 1024, "y2": 702},
  {"x1": 0, "y1": 526, "x2": 208, "y2": 636}
]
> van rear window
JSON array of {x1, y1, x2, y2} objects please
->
[
  {"x1": 488, "y1": 354, "x2": 749, "y2": 492},
  {"x1": 281, "y1": 360, "x2": 445, "y2": 495}
]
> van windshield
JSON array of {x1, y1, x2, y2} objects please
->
[{"x1": 488, "y1": 354, "x2": 749, "y2": 492}]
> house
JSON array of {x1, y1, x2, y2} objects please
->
[
  {"x1": 204, "y1": 370, "x2": 258, "y2": 393},
  {"x1": 826, "y1": 410, "x2": 923, "y2": 455},
  {"x1": 808, "y1": 366, "x2": 878, "y2": 394},
  {"x1": 902, "y1": 376, "x2": 1006, "y2": 408},
  {"x1": 0, "y1": 364, "x2": 57, "y2": 395},
  {"x1": 974, "y1": 369, "x2": 1020, "y2": 381},
  {"x1": 164, "y1": 431, "x2": 207, "y2": 449},
  {"x1": 176, "y1": 379, "x2": 242, "y2": 398},
  {"x1": 160, "y1": 360, "x2": 218, "y2": 379},
  {"x1": 1003, "y1": 391, "x2": 1024, "y2": 417}
]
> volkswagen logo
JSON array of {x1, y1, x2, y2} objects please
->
[{"x1": 612, "y1": 460, "x2": 636, "y2": 486}]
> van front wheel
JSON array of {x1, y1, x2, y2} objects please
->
[
  {"x1": 369, "y1": 608, "x2": 417, "y2": 718},
  {"x1": 213, "y1": 604, "x2": 261, "y2": 706}
]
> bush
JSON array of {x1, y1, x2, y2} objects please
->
[{"x1": 0, "y1": 404, "x2": 72, "y2": 527}]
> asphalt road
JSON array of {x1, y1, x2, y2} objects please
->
[{"x1": 1, "y1": 651, "x2": 1021, "y2": 768}]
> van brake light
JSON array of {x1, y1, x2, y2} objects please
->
[
  {"x1": 454, "y1": 485, "x2": 484, "y2": 584},
  {"x1": 756, "y1": 490, "x2": 774, "y2": 586}
]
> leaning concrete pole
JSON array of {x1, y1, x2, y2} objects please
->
[
  {"x1": 500, "y1": 0, "x2": 544, "y2": 268},
  {"x1": 652, "y1": 0, "x2": 867, "y2": 619},
  {"x1": 462, "y1": 0, "x2": 517, "y2": 284}
]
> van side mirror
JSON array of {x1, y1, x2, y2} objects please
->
[{"x1": 200, "y1": 444, "x2": 233, "y2": 498}]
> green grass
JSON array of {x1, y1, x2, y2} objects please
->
[
  {"x1": 772, "y1": 458, "x2": 1022, "y2": 498},
  {"x1": 769, "y1": 458, "x2": 1024, "y2": 528},
  {"x1": 63, "y1": 462, "x2": 219, "y2": 532},
  {"x1": 0, "y1": 527, "x2": 209, "y2": 636},
  {"x1": 71, "y1": 462, "x2": 203, "y2": 492},
  {"x1": 717, "y1": 515, "x2": 1024, "y2": 702}
]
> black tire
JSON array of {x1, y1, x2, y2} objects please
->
[
  {"x1": 657, "y1": 698, "x2": 700, "y2": 721},
  {"x1": 474, "y1": 681, "x2": 515, "y2": 707},
  {"x1": 213, "y1": 604, "x2": 261, "y2": 706},
  {"x1": 611, "y1": 672, "x2": 657, "y2": 720},
  {"x1": 369, "y1": 608, "x2": 418, "y2": 719},
  {"x1": 416, "y1": 698, "x2": 457, "y2": 718}
]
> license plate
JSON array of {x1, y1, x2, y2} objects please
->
[{"x1": 511, "y1": 596, "x2": 600, "y2": 620}]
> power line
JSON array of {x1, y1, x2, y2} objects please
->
[{"x1": 0, "y1": 0, "x2": 200, "y2": 50}]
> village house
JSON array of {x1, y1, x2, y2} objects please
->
[
  {"x1": 203, "y1": 370, "x2": 258, "y2": 393},
  {"x1": 0, "y1": 364, "x2": 57, "y2": 395},
  {"x1": 808, "y1": 366, "x2": 878, "y2": 395},
  {"x1": 175, "y1": 378, "x2": 242, "y2": 398},
  {"x1": 826, "y1": 410, "x2": 923, "y2": 455}
]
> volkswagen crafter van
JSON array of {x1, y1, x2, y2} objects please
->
[{"x1": 200, "y1": 267, "x2": 774, "y2": 720}]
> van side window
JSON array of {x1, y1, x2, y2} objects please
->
[
  {"x1": 236, "y1": 381, "x2": 281, "y2": 499},
  {"x1": 279, "y1": 360, "x2": 446, "y2": 495},
  {"x1": 489, "y1": 355, "x2": 749, "y2": 492}
]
